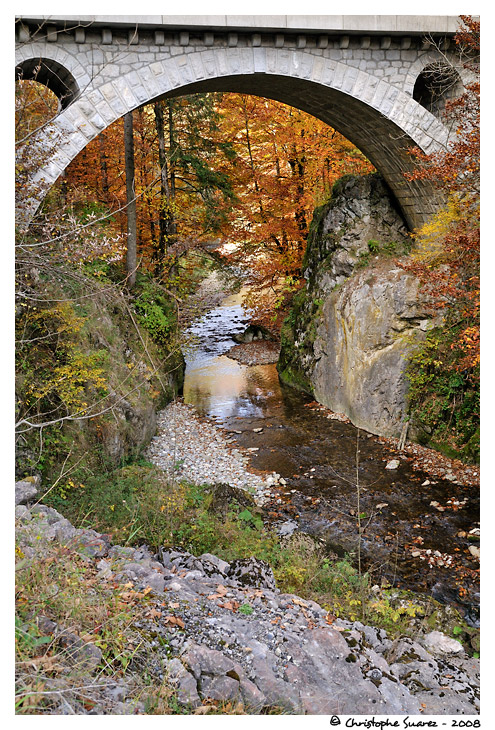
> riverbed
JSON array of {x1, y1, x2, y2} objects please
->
[{"x1": 167, "y1": 286, "x2": 480, "y2": 623}]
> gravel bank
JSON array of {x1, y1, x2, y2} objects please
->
[{"x1": 146, "y1": 401, "x2": 280, "y2": 505}]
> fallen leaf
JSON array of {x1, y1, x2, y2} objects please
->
[
  {"x1": 146, "y1": 608, "x2": 162, "y2": 619},
  {"x1": 163, "y1": 615, "x2": 185, "y2": 628}
]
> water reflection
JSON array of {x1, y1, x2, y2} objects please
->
[{"x1": 183, "y1": 290, "x2": 282, "y2": 420}]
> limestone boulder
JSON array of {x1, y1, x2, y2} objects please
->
[{"x1": 278, "y1": 172, "x2": 438, "y2": 438}]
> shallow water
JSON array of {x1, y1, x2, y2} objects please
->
[{"x1": 183, "y1": 290, "x2": 480, "y2": 624}]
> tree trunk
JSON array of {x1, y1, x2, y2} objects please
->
[
  {"x1": 124, "y1": 111, "x2": 137, "y2": 288},
  {"x1": 154, "y1": 101, "x2": 175, "y2": 264},
  {"x1": 98, "y1": 133, "x2": 109, "y2": 201},
  {"x1": 168, "y1": 100, "x2": 177, "y2": 213},
  {"x1": 166, "y1": 100, "x2": 179, "y2": 280},
  {"x1": 242, "y1": 96, "x2": 264, "y2": 221}
]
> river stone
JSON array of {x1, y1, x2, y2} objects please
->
[
  {"x1": 419, "y1": 630, "x2": 465, "y2": 657},
  {"x1": 232, "y1": 323, "x2": 275, "y2": 343},
  {"x1": 58, "y1": 632, "x2": 102, "y2": 672},
  {"x1": 208, "y1": 483, "x2": 258, "y2": 519},
  {"x1": 72, "y1": 531, "x2": 110, "y2": 559},
  {"x1": 178, "y1": 672, "x2": 202, "y2": 709},
  {"x1": 182, "y1": 643, "x2": 238, "y2": 680},
  {"x1": 31, "y1": 504, "x2": 66, "y2": 524},
  {"x1": 227, "y1": 557, "x2": 276, "y2": 591},
  {"x1": 277, "y1": 519, "x2": 298, "y2": 537},
  {"x1": 199, "y1": 553, "x2": 230, "y2": 576},
  {"x1": 158, "y1": 546, "x2": 194, "y2": 569},
  {"x1": 108, "y1": 545, "x2": 136, "y2": 560},
  {"x1": 298, "y1": 627, "x2": 420, "y2": 714},
  {"x1": 15, "y1": 478, "x2": 40, "y2": 505},
  {"x1": 385, "y1": 459, "x2": 400, "y2": 470},
  {"x1": 238, "y1": 676, "x2": 267, "y2": 711},
  {"x1": 15, "y1": 504, "x2": 32, "y2": 521},
  {"x1": 199, "y1": 675, "x2": 241, "y2": 702},
  {"x1": 415, "y1": 688, "x2": 479, "y2": 715}
]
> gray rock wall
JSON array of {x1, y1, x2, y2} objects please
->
[{"x1": 278, "y1": 173, "x2": 435, "y2": 438}]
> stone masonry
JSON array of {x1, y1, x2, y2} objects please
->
[{"x1": 15, "y1": 15, "x2": 473, "y2": 229}]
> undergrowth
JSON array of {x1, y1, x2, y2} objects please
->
[
  {"x1": 43, "y1": 461, "x2": 477, "y2": 649},
  {"x1": 15, "y1": 535, "x2": 176, "y2": 714},
  {"x1": 406, "y1": 324, "x2": 480, "y2": 463},
  {"x1": 15, "y1": 258, "x2": 184, "y2": 488}
]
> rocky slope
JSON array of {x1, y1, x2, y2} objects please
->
[
  {"x1": 16, "y1": 479, "x2": 479, "y2": 715},
  {"x1": 278, "y1": 173, "x2": 437, "y2": 438}
]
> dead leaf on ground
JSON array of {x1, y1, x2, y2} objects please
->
[
  {"x1": 163, "y1": 615, "x2": 185, "y2": 628},
  {"x1": 146, "y1": 608, "x2": 162, "y2": 619},
  {"x1": 218, "y1": 600, "x2": 240, "y2": 611}
]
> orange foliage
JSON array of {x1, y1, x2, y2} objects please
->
[
  {"x1": 404, "y1": 16, "x2": 480, "y2": 375},
  {"x1": 215, "y1": 94, "x2": 374, "y2": 326},
  {"x1": 62, "y1": 91, "x2": 373, "y2": 321}
]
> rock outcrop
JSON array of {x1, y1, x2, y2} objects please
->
[
  {"x1": 278, "y1": 173, "x2": 436, "y2": 438},
  {"x1": 16, "y1": 489, "x2": 479, "y2": 715}
]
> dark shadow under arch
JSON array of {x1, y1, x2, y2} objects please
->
[
  {"x1": 16, "y1": 57, "x2": 80, "y2": 110},
  {"x1": 413, "y1": 61, "x2": 462, "y2": 118}
]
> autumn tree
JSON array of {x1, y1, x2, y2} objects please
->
[
  {"x1": 63, "y1": 93, "x2": 237, "y2": 286},
  {"x1": 403, "y1": 15, "x2": 480, "y2": 460},
  {"x1": 215, "y1": 94, "x2": 374, "y2": 327}
]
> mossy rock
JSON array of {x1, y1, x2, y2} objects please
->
[{"x1": 207, "y1": 483, "x2": 260, "y2": 520}]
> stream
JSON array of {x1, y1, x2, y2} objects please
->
[{"x1": 182, "y1": 287, "x2": 480, "y2": 625}]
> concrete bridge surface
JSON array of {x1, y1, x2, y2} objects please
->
[{"x1": 15, "y1": 15, "x2": 471, "y2": 229}]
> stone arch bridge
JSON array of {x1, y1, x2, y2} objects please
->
[{"x1": 16, "y1": 15, "x2": 468, "y2": 229}]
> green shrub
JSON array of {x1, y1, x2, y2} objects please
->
[
  {"x1": 133, "y1": 279, "x2": 177, "y2": 347},
  {"x1": 406, "y1": 326, "x2": 479, "y2": 462}
]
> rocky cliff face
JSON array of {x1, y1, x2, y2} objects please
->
[{"x1": 278, "y1": 173, "x2": 435, "y2": 438}]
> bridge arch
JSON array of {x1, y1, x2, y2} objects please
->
[
  {"x1": 18, "y1": 43, "x2": 453, "y2": 230},
  {"x1": 404, "y1": 51, "x2": 465, "y2": 120},
  {"x1": 15, "y1": 42, "x2": 91, "y2": 108}
]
